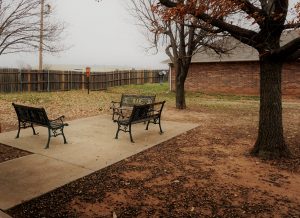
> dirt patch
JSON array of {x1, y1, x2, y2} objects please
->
[
  {"x1": 0, "y1": 143, "x2": 31, "y2": 163},
  {"x1": 6, "y1": 122, "x2": 300, "y2": 217}
]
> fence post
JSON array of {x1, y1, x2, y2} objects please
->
[
  {"x1": 19, "y1": 69, "x2": 23, "y2": 92},
  {"x1": 139, "y1": 71, "x2": 142, "y2": 84},
  {"x1": 82, "y1": 72, "x2": 85, "y2": 90},
  {"x1": 61, "y1": 72, "x2": 64, "y2": 91},
  {"x1": 67, "y1": 71, "x2": 70, "y2": 91},
  {"x1": 116, "y1": 71, "x2": 119, "y2": 87},
  {"x1": 105, "y1": 72, "x2": 108, "y2": 89},
  {"x1": 112, "y1": 71, "x2": 115, "y2": 87},
  {"x1": 71, "y1": 71, "x2": 73, "y2": 90},
  {"x1": 150, "y1": 70, "x2": 153, "y2": 83},
  {"x1": 128, "y1": 70, "x2": 131, "y2": 85},
  {"x1": 37, "y1": 71, "x2": 40, "y2": 91},
  {"x1": 119, "y1": 70, "x2": 121, "y2": 86},
  {"x1": 47, "y1": 70, "x2": 50, "y2": 92},
  {"x1": 28, "y1": 71, "x2": 31, "y2": 92}
]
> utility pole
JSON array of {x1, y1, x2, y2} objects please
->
[{"x1": 39, "y1": 0, "x2": 44, "y2": 73}]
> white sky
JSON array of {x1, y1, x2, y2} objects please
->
[
  {"x1": 0, "y1": 0, "x2": 168, "y2": 69},
  {"x1": 0, "y1": 0, "x2": 298, "y2": 70}
]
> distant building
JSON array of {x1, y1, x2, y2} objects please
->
[{"x1": 167, "y1": 31, "x2": 300, "y2": 96}]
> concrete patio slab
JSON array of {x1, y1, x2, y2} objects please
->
[
  {"x1": 0, "y1": 115, "x2": 198, "y2": 210},
  {"x1": 0, "y1": 154, "x2": 92, "y2": 210}
]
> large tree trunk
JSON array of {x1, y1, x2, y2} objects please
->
[
  {"x1": 251, "y1": 57, "x2": 290, "y2": 159},
  {"x1": 175, "y1": 63, "x2": 189, "y2": 109},
  {"x1": 176, "y1": 74, "x2": 186, "y2": 109}
]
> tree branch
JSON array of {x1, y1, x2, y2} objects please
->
[
  {"x1": 159, "y1": 0, "x2": 258, "y2": 47},
  {"x1": 196, "y1": 13, "x2": 258, "y2": 47},
  {"x1": 237, "y1": 0, "x2": 266, "y2": 25},
  {"x1": 284, "y1": 23, "x2": 300, "y2": 30},
  {"x1": 0, "y1": 0, "x2": 65, "y2": 55},
  {"x1": 159, "y1": 0, "x2": 177, "y2": 7},
  {"x1": 273, "y1": 37, "x2": 300, "y2": 59}
]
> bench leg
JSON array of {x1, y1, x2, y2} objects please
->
[
  {"x1": 158, "y1": 118, "x2": 163, "y2": 134},
  {"x1": 61, "y1": 127, "x2": 67, "y2": 144},
  {"x1": 31, "y1": 124, "x2": 37, "y2": 135},
  {"x1": 115, "y1": 123, "x2": 134, "y2": 143},
  {"x1": 45, "y1": 128, "x2": 51, "y2": 149},
  {"x1": 115, "y1": 123, "x2": 121, "y2": 139},
  {"x1": 129, "y1": 124, "x2": 134, "y2": 143},
  {"x1": 16, "y1": 122, "x2": 21, "y2": 138},
  {"x1": 145, "y1": 121, "x2": 150, "y2": 130},
  {"x1": 112, "y1": 110, "x2": 115, "y2": 121}
]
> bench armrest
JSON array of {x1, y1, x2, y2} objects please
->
[
  {"x1": 110, "y1": 101, "x2": 121, "y2": 109},
  {"x1": 115, "y1": 107, "x2": 131, "y2": 120},
  {"x1": 50, "y1": 115, "x2": 68, "y2": 126}
]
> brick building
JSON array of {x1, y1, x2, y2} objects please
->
[{"x1": 168, "y1": 31, "x2": 300, "y2": 96}]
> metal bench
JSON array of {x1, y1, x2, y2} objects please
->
[
  {"x1": 110, "y1": 94, "x2": 156, "y2": 121},
  {"x1": 115, "y1": 101, "x2": 165, "y2": 142},
  {"x1": 12, "y1": 103, "x2": 68, "y2": 149}
]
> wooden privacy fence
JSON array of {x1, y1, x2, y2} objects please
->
[{"x1": 0, "y1": 69, "x2": 168, "y2": 93}]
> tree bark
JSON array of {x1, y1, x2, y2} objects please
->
[
  {"x1": 175, "y1": 62, "x2": 189, "y2": 109},
  {"x1": 251, "y1": 56, "x2": 290, "y2": 159},
  {"x1": 176, "y1": 73, "x2": 186, "y2": 109}
]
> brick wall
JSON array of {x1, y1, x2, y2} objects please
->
[{"x1": 170, "y1": 61, "x2": 300, "y2": 96}]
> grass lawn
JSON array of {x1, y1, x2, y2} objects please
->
[{"x1": 1, "y1": 83, "x2": 300, "y2": 217}]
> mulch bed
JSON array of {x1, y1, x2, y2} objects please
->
[
  {"x1": 0, "y1": 143, "x2": 32, "y2": 163},
  {"x1": 5, "y1": 125, "x2": 300, "y2": 218}
]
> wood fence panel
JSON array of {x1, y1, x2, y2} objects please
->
[
  {"x1": 0, "y1": 69, "x2": 168, "y2": 93},
  {"x1": 90, "y1": 73, "x2": 106, "y2": 90}
]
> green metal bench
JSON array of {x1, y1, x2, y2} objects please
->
[
  {"x1": 12, "y1": 103, "x2": 68, "y2": 149},
  {"x1": 115, "y1": 101, "x2": 165, "y2": 142},
  {"x1": 110, "y1": 94, "x2": 156, "y2": 121}
]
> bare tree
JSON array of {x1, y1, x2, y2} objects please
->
[
  {"x1": 130, "y1": 0, "x2": 227, "y2": 109},
  {"x1": 159, "y1": 0, "x2": 300, "y2": 158},
  {"x1": 0, "y1": 0, "x2": 65, "y2": 55}
]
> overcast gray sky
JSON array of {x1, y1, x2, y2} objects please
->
[
  {"x1": 0, "y1": 0, "x2": 168, "y2": 69},
  {"x1": 0, "y1": 0, "x2": 298, "y2": 70}
]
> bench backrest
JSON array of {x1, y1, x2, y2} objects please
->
[
  {"x1": 120, "y1": 94, "x2": 155, "y2": 107},
  {"x1": 129, "y1": 101, "x2": 165, "y2": 123},
  {"x1": 12, "y1": 103, "x2": 50, "y2": 127}
]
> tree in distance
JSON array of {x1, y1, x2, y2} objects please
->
[
  {"x1": 0, "y1": 0, "x2": 65, "y2": 55},
  {"x1": 130, "y1": 0, "x2": 229, "y2": 109}
]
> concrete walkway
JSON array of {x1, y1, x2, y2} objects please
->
[{"x1": 0, "y1": 115, "x2": 197, "y2": 210}]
